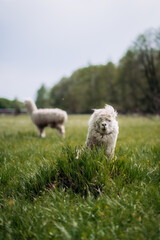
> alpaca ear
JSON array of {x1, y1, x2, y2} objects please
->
[
  {"x1": 112, "y1": 110, "x2": 118, "y2": 118},
  {"x1": 105, "y1": 104, "x2": 118, "y2": 118},
  {"x1": 92, "y1": 109, "x2": 100, "y2": 117}
]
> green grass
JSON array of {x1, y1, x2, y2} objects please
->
[{"x1": 0, "y1": 114, "x2": 160, "y2": 240}]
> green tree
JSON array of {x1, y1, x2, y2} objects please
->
[
  {"x1": 117, "y1": 50, "x2": 145, "y2": 113},
  {"x1": 0, "y1": 98, "x2": 23, "y2": 111},
  {"x1": 50, "y1": 63, "x2": 117, "y2": 113},
  {"x1": 133, "y1": 29, "x2": 160, "y2": 113},
  {"x1": 0, "y1": 98, "x2": 12, "y2": 108},
  {"x1": 35, "y1": 84, "x2": 50, "y2": 108},
  {"x1": 117, "y1": 28, "x2": 160, "y2": 113},
  {"x1": 13, "y1": 98, "x2": 22, "y2": 114},
  {"x1": 40, "y1": 28, "x2": 160, "y2": 114}
]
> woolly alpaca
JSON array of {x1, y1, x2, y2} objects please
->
[
  {"x1": 24, "y1": 99, "x2": 68, "y2": 137},
  {"x1": 86, "y1": 104, "x2": 119, "y2": 158}
]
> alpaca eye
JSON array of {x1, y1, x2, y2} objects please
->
[{"x1": 107, "y1": 118, "x2": 111, "y2": 122}]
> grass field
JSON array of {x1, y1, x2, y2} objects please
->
[{"x1": 0, "y1": 114, "x2": 160, "y2": 240}]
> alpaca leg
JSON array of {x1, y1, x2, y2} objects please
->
[
  {"x1": 106, "y1": 147, "x2": 115, "y2": 159},
  {"x1": 56, "y1": 124, "x2": 65, "y2": 137},
  {"x1": 107, "y1": 137, "x2": 118, "y2": 159},
  {"x1": 38, "y1": 127, "x2": 46, "y2": 138}
]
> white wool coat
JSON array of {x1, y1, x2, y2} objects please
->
[{"x1": 31, "y1": 109, "x2": 67, "y2": 127}]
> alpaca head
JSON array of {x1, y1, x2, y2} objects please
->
[
  {"x1": 24, "y1": 99, "x2": 37, "y2": 114},
  {"x1": 90, "y1": 104, "x2": 118, "y2": 135}
]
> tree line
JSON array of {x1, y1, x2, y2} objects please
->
[
  {"x1": 0, "y1": 98, "x2": 23, "y2": 114},
  {"x1": 36, "y1": 28, "x2": 160, "y2": 114},
  {"x1": 1, "y1": 28, "x2": 159, "y2": 114}
]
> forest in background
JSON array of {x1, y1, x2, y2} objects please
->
[
  {"x1": 36, "y1": 28, "x2": 160, "y2": 114},
  {"x1": 0, "y1": 98, "x2": 23, "y2": 114},
  {"x1": 1, "y1": 28, "x2": 160, "y2": 114}
]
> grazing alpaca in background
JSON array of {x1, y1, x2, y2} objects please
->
[
  {"x1": 86, "y1": 104, "x2": 119, "y2": 158},
  {"x1": 24, "y1": 99, "x2": 67, "y2": 137}
]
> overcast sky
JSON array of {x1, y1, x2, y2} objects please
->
[{"x1": 0, "y1": 0, "x2": 160, "y2": 101}]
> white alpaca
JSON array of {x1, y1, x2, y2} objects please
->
[
  {"x1": 24, "y1": 99, "x2": 67, "y2": 137},
  {"x1": 86, "y1": 104, "x2": 119, "y2": 158}
]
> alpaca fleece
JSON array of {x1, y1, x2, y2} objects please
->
[
  {"x1": 24, "y1": 99, "x2": 67, "y2": 137},
  {"x1": 86, "y1": 104, "x2": 119, "y2": 158}
]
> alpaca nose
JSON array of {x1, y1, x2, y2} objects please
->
[{"x1": 102, "y1": 123, "x2": 106, "y2": 127}]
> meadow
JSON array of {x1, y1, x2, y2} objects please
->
[{"x1": 0, "y1": 114, "x2": 160, "y2": 240}]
